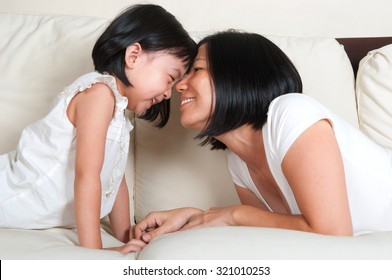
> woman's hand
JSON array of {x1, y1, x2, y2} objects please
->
[
  {"x1": 134, "y1": 207, "x2": 203, "y2": 242},
  {"x1": 181, "y1": 206, "x2": 236, "y2": 230}
]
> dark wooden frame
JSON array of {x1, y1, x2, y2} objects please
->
[{"x1": 336, "y1": 37, "x2": 392, "y2": 76}]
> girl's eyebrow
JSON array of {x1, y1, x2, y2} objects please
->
[{"x1": 172, "y1": 69, "x2": 182, "y2": 79}]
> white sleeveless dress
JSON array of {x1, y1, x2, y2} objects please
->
[{"x1": 0, "y1": 72, "x2": 133, "y2": 229}]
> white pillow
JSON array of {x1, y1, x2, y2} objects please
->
[
  {"x1": 266, "y1": 35, "x2": 358, "y2": 127},
  {"x1": 0, "y1": 13, "x2": 108, "y2": 153},
  {"x1": 356, "y1": 44, "x2": 392, "y2": 149}
]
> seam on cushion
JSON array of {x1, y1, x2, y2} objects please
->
[{"x1": 356, "y1": 53, "x2": 374, "y2": 131}]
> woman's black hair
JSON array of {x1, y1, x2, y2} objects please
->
[
  {"x1": 92, "y1": 4, "x2": 197, "y2": 128},
  {"x1": 196, "y1": 30, "x2": 303, "y2": 150}
]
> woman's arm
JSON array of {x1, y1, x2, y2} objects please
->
[
  {"x1": 69, "y1": 83, "x2": 115, "y2": 249},
  {"x1": 281, "y1": 119, "x2": 352, "y2": 235},
  {"x1": 134, "y1": 120, "x2": 353, "y2": 241},
  {"x1": 108, "y1": 176, "x2": 131, "y2": 243},
  {"x1": 182, "y1": 120, "x2": 353, "y2": 235}
]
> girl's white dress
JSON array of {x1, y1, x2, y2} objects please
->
[
  {"x1": 0, "y1": 72, "x2": 133, "y2": 229},
  {"x1": 228, "y1": 93, "x2": 392, "y2": 234}
]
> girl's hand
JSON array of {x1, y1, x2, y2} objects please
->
[
  {"x1": 105, "y1": 238, "x2": 148, "y2": 254},
  {"x1": 134, "y1": 207, "x2": 203, "y2": 242}
]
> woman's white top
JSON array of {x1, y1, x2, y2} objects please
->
[
  {"x1": 228, "y1": 93, "x2": 392, "y2": 234},
  {"x1": 0, "y1": 72, "x2": 133, "y2": 229}
]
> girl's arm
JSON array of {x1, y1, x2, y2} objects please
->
[
  {"x1": 108, "y1": 175, "x2": 131, "y2": 243},
  {"x1": 69, "y1": 83, "x2": 115, "y2": 249}
]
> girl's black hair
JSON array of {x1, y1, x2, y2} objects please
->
[
  {"x1": 92, "y1": 4, "x2": 197, "y2": 127},
  {"x1": 196, "y1": 30, "x2": 303, "y2": 150}
]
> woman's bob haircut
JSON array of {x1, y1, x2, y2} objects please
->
[
  {"x1": 92, "y1": 4, "x2": 197, "y2": 127},
  {"x1": 196, "y1": 30, "x2": 303, "y2": 149}
]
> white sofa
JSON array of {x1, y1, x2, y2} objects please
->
[{"x1": 1, "y1": 0, "x2": 392, "y2": 260}]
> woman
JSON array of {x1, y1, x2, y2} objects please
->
[{"x1": 134, "y1": 30, "x2": 392, "y2": 243}]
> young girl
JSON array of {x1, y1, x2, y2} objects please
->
[{"x1": 0, "y1": 4, "x2": 196, "y2": 253}]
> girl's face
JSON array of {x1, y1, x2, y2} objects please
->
[
  {"x1": 175, "y1": 44, "x2": 214, "y2": 131},
  {"x1": 121, "y1": 47, "x2": 187, "y2": 115}
]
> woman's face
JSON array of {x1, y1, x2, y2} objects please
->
[
  {"x1": 122, "y1": 50, "x2": 186, "y2": 115},
  {"x1": 175, "y1": 44, "x2": 214, "y2": 131}
]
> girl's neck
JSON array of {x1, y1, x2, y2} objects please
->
[{"x1": 114, "y1": 76, "x2": 126, "y2": 97}]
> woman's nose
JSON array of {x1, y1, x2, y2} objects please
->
[{"x1": 175, "y1": 76, "x2": 188, "y2": 93}]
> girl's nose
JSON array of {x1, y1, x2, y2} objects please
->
[{"x1": 163, "y1": 89, "x2": 172, "y2": 100}]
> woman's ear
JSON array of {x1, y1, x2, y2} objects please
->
[{"x1": 125, "y1": 43, "x2": 142, "y2": 68}]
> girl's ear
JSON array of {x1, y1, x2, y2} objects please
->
[{"x1": 125, "y1": 43, "x2": 143, "y2": 68}]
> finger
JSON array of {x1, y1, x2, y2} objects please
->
[
  {"x1": 135, "y1": 212, "x2": 165, "y2": 239},
  {"x1": 134, "y1": 215, "x2": 160, "y2": 239},
  {"x1": 134, "y1": 224, "x2": 144, "y2": 240},
  {"x1": 120, "y1": 239, "x2": 148, "y2": 254},
  {"x1": 141, "y1": 223, "x2": 173, "y2": 242}
]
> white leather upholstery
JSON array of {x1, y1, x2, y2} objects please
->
[{"x1": 1, "y1": 0, "x2": 391, "y2": 260}]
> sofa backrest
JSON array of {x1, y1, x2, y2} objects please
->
[{"x1": 0, "y1": 13, "x2": 358, "y2": 223}]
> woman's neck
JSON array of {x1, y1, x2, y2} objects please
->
[{"x1": 216, "y1": 125, "x2": 264, "y2": 166}]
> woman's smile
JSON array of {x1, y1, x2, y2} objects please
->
[{"x1": 180, "y1": 97, "x2": 195, "y2": 107}]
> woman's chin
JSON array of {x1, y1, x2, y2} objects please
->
[
  {"x1": 180, "y1": 118, "x2": 197, "y2": 130},
  {"x1": 180, "y1": 119, "x2": 192, "y2": 129},
  {"x1": 180, "y1": 120, "x2": 203, "y2": 133}
]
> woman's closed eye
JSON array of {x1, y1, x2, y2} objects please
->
[{"x1": 192, "y1": 66, "x2": 202, "y2": 73}]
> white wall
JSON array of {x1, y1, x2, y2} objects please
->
[{"x1": 1, "y1": 0, "x2": 392, "y2": 37}]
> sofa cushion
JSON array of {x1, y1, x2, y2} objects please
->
[
  {"x1": 138, "y1": 226, "x2": 392, "y2": 259},
  {"x1": 266, "y1": 35, "x2": 358, "y2": 127},
  {"x1": 0, "y1": 13, "x2": 108, "y2": 153},
  {"x1": 356, "y1": 44, "x2": 392, "y2": 149},
  {"x1": 0, "y1": 227, "x2": 133, "y2": 259}
]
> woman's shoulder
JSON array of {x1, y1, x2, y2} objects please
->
[
  {"x1": 264, "y1": 93, "x2": 335, "y2": 161},
  {"x1": 267, "y1": 93, "x2": 330, "y2": 122},
  {"x1": 269, "y1": 93, "x2": 322, "y2": 109}
]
